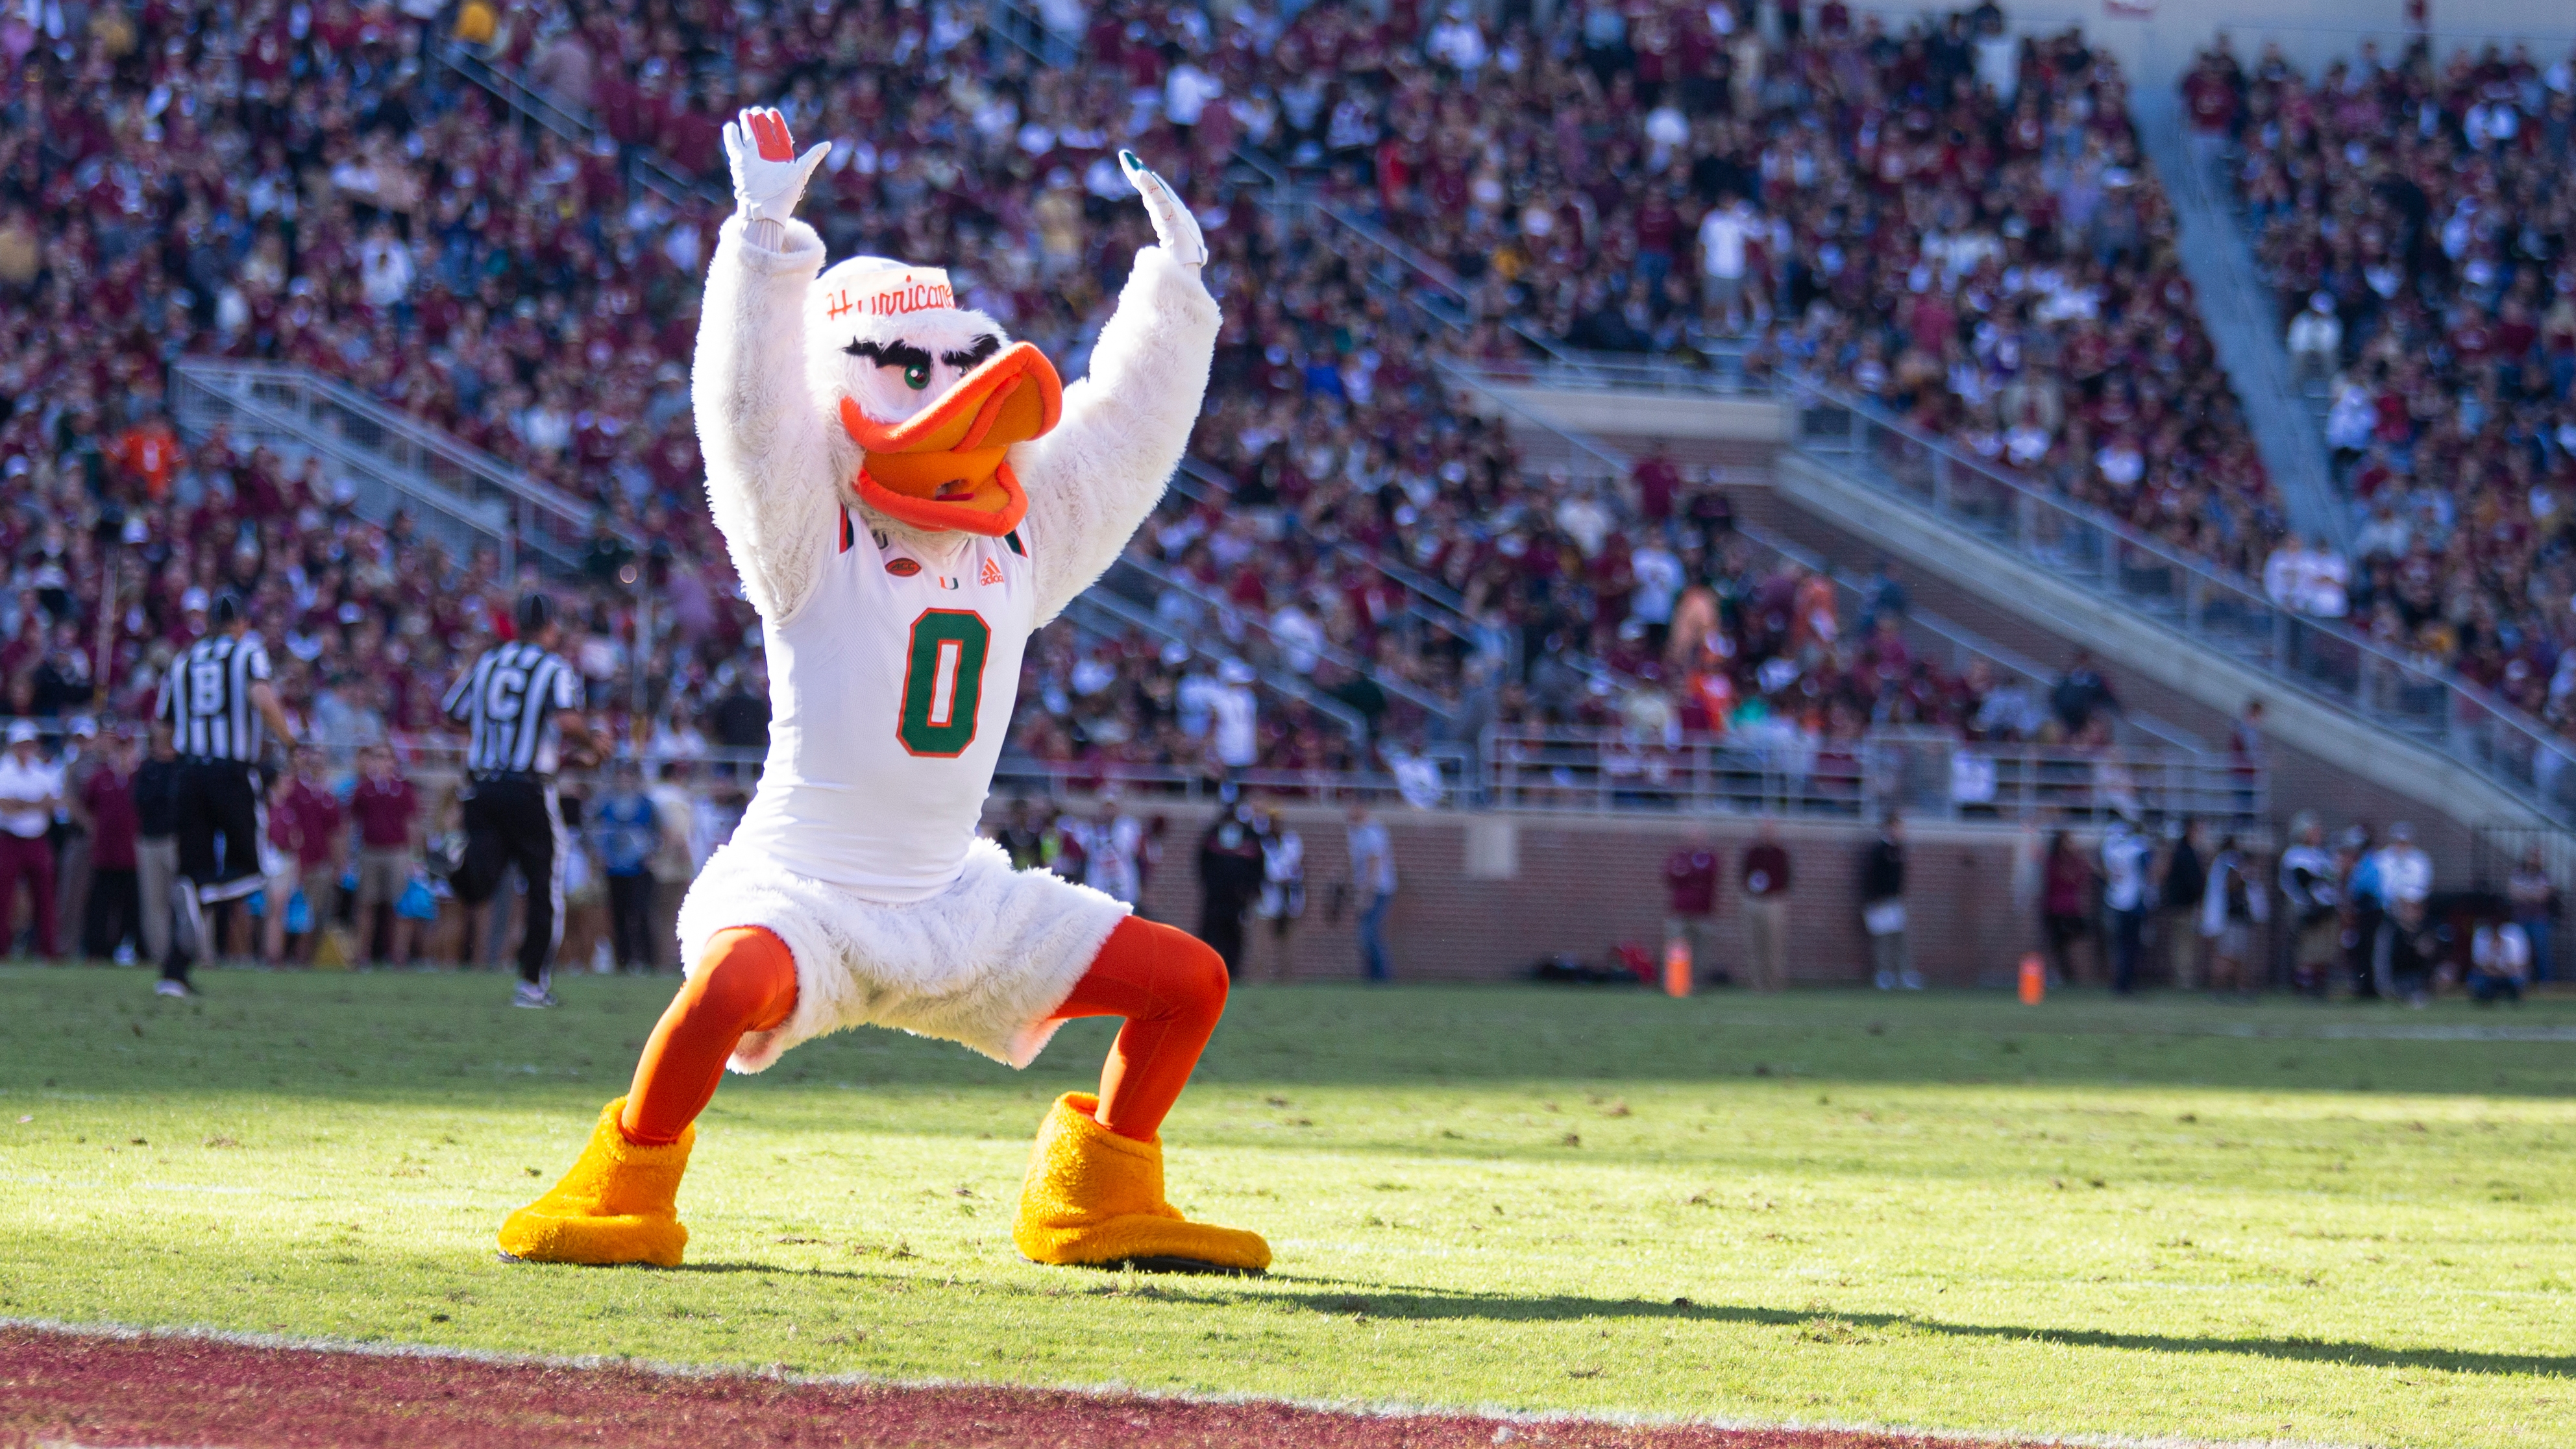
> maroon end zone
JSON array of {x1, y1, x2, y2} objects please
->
[{"x1": 1, "y1": 1325, "x2": 2024, "y2": 1449}]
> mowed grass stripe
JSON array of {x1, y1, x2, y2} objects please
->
[{"x1": 1, "y1": 966, "x2": 2570, "y2": 1448}]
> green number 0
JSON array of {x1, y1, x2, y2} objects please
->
[{"x1": 897, "y1": 610, "x2": 992, "y2": 757}]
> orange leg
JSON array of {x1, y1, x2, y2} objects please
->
[
  {"x1": 617, "y1": 916, "x2": 1222, "y2": 1147},
  {"x1": 620, "y1": 926, "x2": 799, "y2": 1146},
  {"x1": 1047, "y1": 915, "x2": 1229, "y2": 1141}
]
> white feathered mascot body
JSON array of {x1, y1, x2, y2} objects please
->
[{"x1": 498, "y1": 110, "x2": 1268, "y2": 1277}]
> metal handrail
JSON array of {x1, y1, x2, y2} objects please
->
[
  {"x1": 1782, "y1": 376, "x2": 2572, "y2": 817},
  {"x1": 167, "y1": 365, "x2": 530, "y2": 570},
  {"x1": 1061, "y1": 583, "x2": 1372, "y2": 745},
  {"x1": 1171, "y1": 457, "x2": 1475, "y2": 622},
  {"x1": 434, "y1": 42, "x2": 721, "y2": 208},
  {"x1": 1727, "y1": 518, "x2": 2211, "y2": 755},
  {"x1": 1483, "y1": 724, "x2": 2264, "y2": 824},
  {"x1": 172, "y1": 360, "x2": 632, "y2": 562},
  {"x1": 1431, "y1": 343, "x2": 2567, "y2": 814},
  {"x1": 1106, "y1": 555, "x2": 1457, "y2": 724}
]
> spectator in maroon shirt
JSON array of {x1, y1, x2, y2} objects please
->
[
  {"x1": 262, "y1": 747, "x2": 347, "y2": 964},
  {"x1": 1663, "y1": 829, "x2": 1721, "y2": 981},
  {"x1": 1738, "y1": 816, "x2": 1793, "y2": 992},
  {"x1": 1633, "y1": 439, "x2": 1682, "y2": 525},
  {"x1": 349, "y1": 744, "x2": 423, "y2": 964},
  {"x1": 77, "y1": 731, "x2": 142, "y2": 962}
]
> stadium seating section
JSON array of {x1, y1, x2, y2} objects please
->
[{"x1": 4, "y1": 0, "x2": 2558, "y2": 783}]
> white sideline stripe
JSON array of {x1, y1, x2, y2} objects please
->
[
  {"x1": 1693, "y1": 1015, "x2": 2576, "y2": 1043},
  {"x1": 0, "y1": 1317, "x2": 2375, "y2": 1449}
]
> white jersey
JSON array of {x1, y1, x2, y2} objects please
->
[{"x1": 728, "y1": 509, "x2": 1038, "y2": 901}]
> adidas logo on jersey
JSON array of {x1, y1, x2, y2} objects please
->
[{"x1": 979, "y1": 557, "x2": 1004, "y2": 587}]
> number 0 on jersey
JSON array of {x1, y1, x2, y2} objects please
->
[{"x1": 898, "y1": 609, "x2": 992, "y2": 757}]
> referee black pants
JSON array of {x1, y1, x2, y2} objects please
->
[
  {"x1": 456, "y1": 777, "x2": 564, "y2": 986},
  {"x1": 169, "y1": 759, "x2": 264, "y2": 980}
]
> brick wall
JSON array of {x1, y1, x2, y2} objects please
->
[{"x1": 1000, "y1": 799, "x2": 2240, "y2": 989}]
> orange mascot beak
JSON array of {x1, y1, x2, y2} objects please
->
[{"x1": 840, "y1": 343, "x2": 1062, "y2": 537}]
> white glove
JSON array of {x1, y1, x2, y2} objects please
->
[
  {"x1": 1120, "y1": 149, "x2": 1207, "y2": 269},
  {"x1": 724, "y1": 106, "x2": 829, "y2": 225}
]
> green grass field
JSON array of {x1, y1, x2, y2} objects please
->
[{"x1": 3, "y1": 964, "x2": 2572, "y2": 1448}]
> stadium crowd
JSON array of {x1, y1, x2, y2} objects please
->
[
  {"x1": 10, "y1": 0, "x2": 2538, "y2": 980},
  {"x1": 2197, "y1": 36, "x2": 2576, "y2": 722}
]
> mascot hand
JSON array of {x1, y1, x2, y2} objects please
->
[
  {"x1": 1119, "y1": 150, "x2": 1207, "y2": 269},
  {"x1": 725, "y1": 107, "x2": 829, "y2": 226}
]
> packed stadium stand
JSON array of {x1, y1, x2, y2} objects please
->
[
  {"x1": 2195, "y1": 38, "x2": 2576, "y2": 725},
  {"x1": 7, "y1": 0, "x2": 2575, "y2": 989}
]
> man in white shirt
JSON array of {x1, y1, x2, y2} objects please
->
[
  {"x1": 2300, "y1": 537, "x2": 2349, "y2": 618},
  {"x1": 644, "y1": 761, "x2": 699, "y2": 971},
  {"x1": 2100, "y1": 811, "x2": 2153, "y2": 994},
  {"x1": 1210, "y1": 660, "x2": 1260, "y2": 770},
  {"x1": 2263, "y1": 537, "x2": 2314, "y2": 612},
  {"x1": 0, "y1": 721, "x2": 65, "y2": 958},
  {"x1": 1697, "y1": 195, "x2": 1756, "y2": 332},
  {"x1": 1345, "y1": 802, "x2": 1397, "y2": 980}
]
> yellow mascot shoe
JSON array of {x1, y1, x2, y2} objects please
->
[
  {"x1": 497, "y1": 1098, "x2": 692, "y2": 1268},
  {"x1": 1012, "y1": 1091, "x2": 1270, "y2": 1274}
]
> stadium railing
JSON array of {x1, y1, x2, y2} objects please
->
[
  {"x1": 170, "y1": 359, "x2": 632, "y2": 576},
  {"x1": 1055, "y1": 583, "x2": 1375, "y2": 747},
  {"x1": 1782, "y1": 378, "x2": 2574, "y2": 819},
  {"x1": 1427, "y1": 345, "x2": 2571, "y2": 821},
  {"x1": 1483, "y1": 724, "x2": 2263, "y2": 825}
]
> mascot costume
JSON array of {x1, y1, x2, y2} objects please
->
[{"x1": 498, "y1": 108, "x2": 1267, "y2": 1274}]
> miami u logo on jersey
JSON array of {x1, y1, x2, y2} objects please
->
[{"x1": 897, "y1": 609, "x2": 990, "y2": 757}]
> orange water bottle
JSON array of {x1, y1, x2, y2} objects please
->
[
  {"x1": 2018, "y1": 952, "x2": 2046, "y2": 1005},
  {"x1": 1664, "y1": 938, "x2": 1693, "y2": 997}
]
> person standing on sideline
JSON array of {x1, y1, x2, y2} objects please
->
[
  {"x1": 2202, "y1": 834, "x2": 2269, "y2": 997},
  {"x1": 2041, "y1": 829, "x2": 2094, "y2": 986},
  {"x1": 2101, "y1": 810, "x2": 2152, "y2": 995},
  {"x1": 1861, "y1": 812, "x2": 1914, "y2": 989},
  {"x1": 132, "y1": 724, "x2": 182, "y2": 970},
  {"x1": 1346, "y1": 801, "x2": 1398, "y2": 982},
  {"x1": 588, "y1": 761, "x2": 660, "y2": 972},
  {"x1": 1738, "y1": 816, "x2": 1792, "y2": 992},
  {"x1": 51, "y1": 717, "x2": 97, "y2": 954},
  {"x1": 2160, "y1": 818, "x2": 2207, "y2": 990},
  {"x1": 2227, "y1": 699, "x2": 2267, "y2": 817},
  {"x1": 76, "y1": 729, "x2": 142, "y2": 962},
  {"x1": 264, "y1": 746, "x2": 344, "y2": 964},
  {"x1": 156, "y1": 592, "x2": 300, "y2": 996},
  {"x1": 348, "y1": 745, "x2": 422, "y2": 964},
  {"x1": 1083, "y1": 790, "x2": 1144, "y2": 908},
  {"x1": 1663, "y1": 829, "x2": 1721, "y2": 983},
  {"x1": 1253, "y1": 803, "x2": 1305, "y2": 981},
  {"x1": 2367, "y1": 822, "x2": 2433, "y2": 1001},
  {"x1": 441, "y1": 594, "x2": 606, "y2": 1008},
  {"x1": 2508, "y1": 846, "x2": 2556, "y2": 982},
  {"x1": 2277, "y1": 814, "x2": 2340, "y2": 995},
  {"x1": 0, "y1": 722, "x2": 64, "y2": 958},
  {"x1": 1194, "y1": 803, "x2": 1264, "y2": 978},
  {"x1": 644, "y1": 762, "x2": 698, "y2": 971}
]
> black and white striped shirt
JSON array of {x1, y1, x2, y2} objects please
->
[
  {"x1": 443, "y1": 641, "x2": 580, "y2": 774},
  {"x1": 156, "y1": 633, "x2": 274, "y2": 761}
]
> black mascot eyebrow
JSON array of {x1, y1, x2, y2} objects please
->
[
  {"x1": 941, "y1": 334, "x2": 1004, "y2": 370},
  {"x1": 842, "y1": 338, "x2": 934, "y2": 371}
]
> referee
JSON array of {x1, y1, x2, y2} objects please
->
[
  {"x1": 443, "y1": 594, "x2": 604, "y2": 1008},
  {"x1": 154, "y1": 593, "x2": 299, "y2": 997}
]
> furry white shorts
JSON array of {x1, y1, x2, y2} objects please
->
[{"x1": 674, "y1": 836, "x2": 1130, "y2": 1072}]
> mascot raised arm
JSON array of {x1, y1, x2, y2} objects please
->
[{"x1": 498, "y1": 107, "x2": 1266, "y2": 1275}]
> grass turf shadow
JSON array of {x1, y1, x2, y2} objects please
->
[
  {"x1": 1141, "y1": 1278, "x2": 2576, "y2": 1380},
  {"x1": 656, "y1": 1258, "x2": 2575, "y2": 1380}
]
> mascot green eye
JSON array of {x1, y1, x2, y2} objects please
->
[{"x1": 904, "y1": 362, "x2": 930, "y2": 390}]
